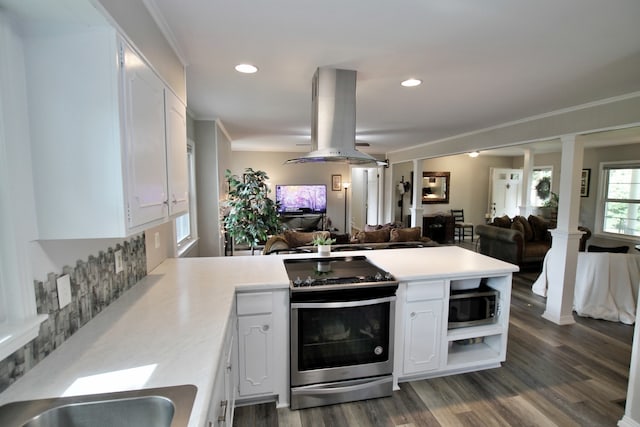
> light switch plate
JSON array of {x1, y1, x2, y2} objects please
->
[
  {"x1": 115, "y1": 249, "x2": 123, "y2": 273},
  {"x1": 56, "y1": 274, "x2": 72, "y2": 309}
]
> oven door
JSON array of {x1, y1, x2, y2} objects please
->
[{"x1": 290, "y1": 289, "x2": 396, "y2": 387}]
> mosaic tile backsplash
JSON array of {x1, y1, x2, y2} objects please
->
[{"x1": 0, "y1": 235, "x2": 147, "y2": 394}]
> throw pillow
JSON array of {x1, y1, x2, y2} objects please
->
[
  {"x1": 513, "y1": 215, "x2": 534, "y2": 241},
  {"x1": 510, "y1": 219, "x2": 525, "y2": 236},
  {"x1": 493, "y1": 215, "x2": 512, "y2": 228},
  {"x1": 390, "y1": 227, "x2": 422, "y2": 242},
  {"x1": 355, "y1": 229, "x2": 391, "y2": 243},
  {"x1": 528, "y1": 215, "x2": 549, "y2": 241}
]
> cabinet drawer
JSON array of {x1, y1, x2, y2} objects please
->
[
  {"x1": 406, "y1": 280, "x2": 445, "y2": 302},
  {"x1": 237, "y1": 292, "x2": 273, "y2": 315}
]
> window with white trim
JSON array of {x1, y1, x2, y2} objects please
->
[
  {"x1": 600, "y1": 163, "x2": 640, "y2": 238},
  {"x1": 176, "y1": 142, "x2": 197, "y2": 251}
]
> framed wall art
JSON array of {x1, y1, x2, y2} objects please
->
[
  {"x1": 580, "y1": 168, "x2": 591, "y2": 197},
  {"x1": 331, "y1": 174, "x2": 342, "y2": 191}
]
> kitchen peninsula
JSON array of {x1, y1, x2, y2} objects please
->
[{"x1": 0, "y1": 247, "x2": 518, "y2": 426}]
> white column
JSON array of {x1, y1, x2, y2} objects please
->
[
  {"x1": 409, "y1": 159, "x2": 424, "y2": 226},
  {"x1": 542, "y1": 135, "x2": 585, "y2": 325},
  {"x1": 519, "y1": 148, "x2": 533, "y2": 216},
  {"x1": 619, "y1": 302, "x2": 640, "y2": 426}
]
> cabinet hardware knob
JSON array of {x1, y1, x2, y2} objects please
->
[
  {"x1": 262, "y1": 324, "x2": 270, "y2": 331},
  {"x1": 410, "y1": 312, "x2": 416, "y2": 318}
]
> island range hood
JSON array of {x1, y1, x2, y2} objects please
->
[{"x1": 286, "y1": 67, "x2": 379, "y2": 165}]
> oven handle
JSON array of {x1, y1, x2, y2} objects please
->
[
  {"x1": 291, "y1": 296, "x2": 396, "y2": 309},
  {"x1": 294, "y1": 376, "x2": 390, "y2": 395}
]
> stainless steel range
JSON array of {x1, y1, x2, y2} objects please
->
[{"x1": 284, "y1": 256, "x2": 398, "y2": 410}]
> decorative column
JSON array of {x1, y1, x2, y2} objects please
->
[
  {"x1": 409, "y1": 159, "x2": 424, "y2": 227},
  {"x1": 519, "y1": 148, "x2": 533, "y2": 216},
  {"x1": 542, "y1": 135, "x2": 585, "y2": 325}
]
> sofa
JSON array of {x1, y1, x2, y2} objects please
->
[
  {"x1": 475, "y1": 215, "x2": 591, "y2": 268},
  {"x1": 262, "y1": 225, "x2": 437, "y2": 255}
]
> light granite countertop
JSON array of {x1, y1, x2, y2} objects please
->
[{"x1": 0, "y1": 247, "x2": 517, "y2": 426}]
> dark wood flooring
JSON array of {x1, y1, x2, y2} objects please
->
[{"x1": 234, "y1": 270, "x2": 634, "y2": 427}]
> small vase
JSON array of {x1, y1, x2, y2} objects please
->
[{"x1": 318, "y1": 244, "x2": 331, "y2": 257}]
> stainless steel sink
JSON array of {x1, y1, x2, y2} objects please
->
[{"x1": 0, "y1": 384, "x2": 197, "y2": 427}]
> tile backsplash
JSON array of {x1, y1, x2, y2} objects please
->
[{"x1": 0, "y1": 235, "x2": 147, "y2": 393}]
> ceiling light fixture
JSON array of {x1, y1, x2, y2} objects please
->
[
  {"x1": 401, "y1": 78, "x2": 422, "y2": 87},
  {"x1": 235, "y1": 63, "x2": 258, "y2": 74},
  {"x1": 468, "y1": 151, "x2": 480, "y2": 158}
]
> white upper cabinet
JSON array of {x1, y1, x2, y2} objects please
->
[
  {"x1": 25, "y1": 26, "x2": 186, "y2": 239},
  {"x1": 122, "y1": 42, "x2": 168, "y2": 229},
  {"x1": 164, "y1": 89, "x2": 189, "y2": 217}
]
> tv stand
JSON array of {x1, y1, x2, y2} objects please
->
[{"x1": 280, "y1": 212, "x2": 325, "y2": 231}]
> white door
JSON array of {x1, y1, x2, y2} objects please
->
[
  {"x1": 366, "y1": 168, "x2": 381, "y2": 225},
  {"x1": 122, "y1": 43, "x2": 168, "y2": 228},
  {"x1": 489, "y1": 168, "x2": 522, "y2": 218}
]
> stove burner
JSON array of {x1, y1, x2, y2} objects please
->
[{"x1": 284, "y1": 256, "x2": 396, "y2": 291}]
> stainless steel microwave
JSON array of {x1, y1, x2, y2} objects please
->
[{"x1": 448, "y1": 286, "x2": 499, "y2": 329}]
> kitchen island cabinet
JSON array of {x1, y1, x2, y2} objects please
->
[
  {"x1": 0, "y1": 247, "x2": 517, "y2": 426},
  {"x1": 399, "y1": 280, "x2": 446, "y2": 376}
]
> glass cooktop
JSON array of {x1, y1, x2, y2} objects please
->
[{"x1": 283, "y1": 256, "x2": 396, "y2": 291}]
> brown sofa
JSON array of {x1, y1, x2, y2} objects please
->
[
  {"x1": 476, "y1": 215, "x2": 591, "y2": 268},
  {"x1": 263, "y1": 226, "x2": 436, "y2": 255}
]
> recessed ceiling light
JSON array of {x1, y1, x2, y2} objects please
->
[
  {"x1": 468, "y1": 151, "x2": 480, "y2": 158},
  {"x1": 235, "y1": 63, "x2": 258, "y2": 74},
  {"x1": 401, "y1": 78, "x2": 422, "y2": 87}
]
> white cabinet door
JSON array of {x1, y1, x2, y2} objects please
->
[
  {"x1": 164, "y1": 90, "x2": 189, "y2": 216},
  {"x1": 122, "y1": 43, "x2": 168, "y2": 228},
  {"x1": 403, "y1": 299, "x2": 443, "y2": 374},
  {"x1": 238, "y1": 313, "x2": 273, "y2": 396}
]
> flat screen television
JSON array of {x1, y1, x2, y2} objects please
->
[{"x1": 275, "y1": 184, "x2": 327, "y2": 214}]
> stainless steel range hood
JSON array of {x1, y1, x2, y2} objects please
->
[{"x1": 286, "y1": 67, "x2": 379, "y2": 165}]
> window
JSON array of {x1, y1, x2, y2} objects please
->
[
  {"x1": 600, "y1": 164, "x2": 640, "y2": 238},
  {"x1": 176, "y1": 142, "x2": 197, "y2": 253}
]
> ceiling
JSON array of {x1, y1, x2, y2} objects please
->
[{"x1": 146, "y1": 0, "x2": 640, "y2": 156}]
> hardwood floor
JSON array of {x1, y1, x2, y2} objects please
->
[{"x1": 234, "y1": 270, "x2": 634, "y2": 426}]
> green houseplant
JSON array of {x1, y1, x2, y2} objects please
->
[{"x1": 223, "y1": 168, "x2": 282, "y2": 252}]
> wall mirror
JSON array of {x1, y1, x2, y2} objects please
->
[{"x1": 422, "y1": 172, "x2": 450, "y2": 204}]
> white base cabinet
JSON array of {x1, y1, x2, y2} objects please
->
[
  {"x1": 236, "y1": 290, "x2": 288, "y2": 405},
  {"x1": 208, "y1": 313, "x2": 237, "y2": 427},
  {"x1": 395, "y1": 273, "x2": 512, "y2": 384},
  {"x1": 398, "y1": 280, "x2": 446, "y2": 377}
]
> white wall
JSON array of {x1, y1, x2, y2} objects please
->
[
  {"x1": 388, "y1": 155, "x2": 514, "y2": 229},
  {"x1": 230, "y1": 151, "x2": 352, "y2": 233},
  {"x1": 510, "y1": 142, "x2": 640, "y2": 248},
  {"x1": 194, "y1": 120, "x2": 232, "y2": 257}
]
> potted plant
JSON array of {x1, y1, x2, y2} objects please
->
[
  {"x1": 223, "y1": 168, "x2": 282, "y2": 254},
  {"x1": 312, "y1": 234, "x2": 336, "y2": 256}
]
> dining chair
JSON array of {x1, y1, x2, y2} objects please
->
[{"x1": 451, "y1": 209, "x2": 474, "y2": 242}]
